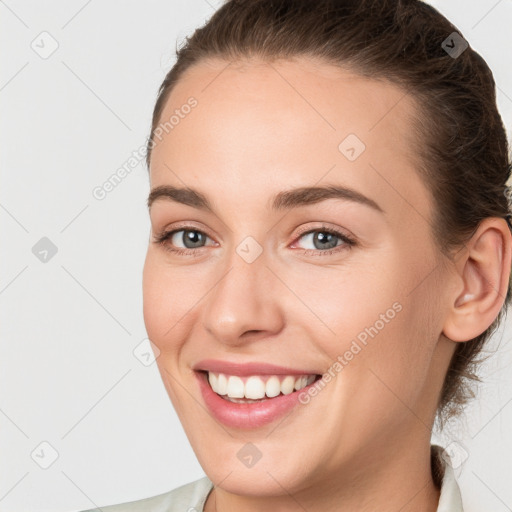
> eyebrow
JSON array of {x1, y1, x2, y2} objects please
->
[{"x1": 147, "y1": 184, "x2": 384, "y2": 214}]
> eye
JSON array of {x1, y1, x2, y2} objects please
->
[
  {"x1": 153, "y1": 224, "x2": 356, "y2": 257},
  {"x1": 153, "y1": 227, "x2": 214, "y2": 255},
  {"x1": 292, "y1": 225, "x2": 356, "y2": 256}
]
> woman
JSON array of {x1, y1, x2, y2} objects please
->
[{"x1": 81, "y1": 0, "x2": 512, "y2": 510}]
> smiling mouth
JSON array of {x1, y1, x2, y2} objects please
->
[{"x1": 200, "y1": 370, "x2": 322, "y2": 403}]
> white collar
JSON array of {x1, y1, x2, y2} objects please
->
[{"x1": 432, "y1": 444, "x2": 464, "y2": 511}]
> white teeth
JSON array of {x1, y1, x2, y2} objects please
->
[
  {"x1": 294, "y1": 376, "x2": 306, "y2": 391},
  {"x1": 265, "y1": 376, "x2": 281, "y2": 398},
  {"x1": 245, "y1": 376, "x2": 266, "y2": 399},
  {"x1": 227, "y1": 375, "x2": 245, "y2": 398},
  {"x1": 281, "y1": 375, "x2": 296, "y2": 395},
  {"x1": 208, "y1": 372, "x2": 217, "y2": 391},
  {"x1": 217, "y1": 373, "x2": 228, "y2": 395},
  {"x1": 207, "y1": 372, "x2": 317, "y2": 399}
]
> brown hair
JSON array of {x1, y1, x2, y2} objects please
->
[{"x1": 146, "y1": 0, "x2": 512, "y2": 431}]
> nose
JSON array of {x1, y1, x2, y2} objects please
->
[{"x1": 201, "y1": 242, "x2": 284, "y2": 347}]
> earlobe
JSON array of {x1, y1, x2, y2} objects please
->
[{"x1": 442, "y1": 218, "x2": 512, "y2": 343}]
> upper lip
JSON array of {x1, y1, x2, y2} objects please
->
[{"x1": 193, "y1": 359, "x2": 320, "y2": 376}]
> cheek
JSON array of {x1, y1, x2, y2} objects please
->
[
  {"x1": 142, "y1": 251, "x2": 213, "y2": 358},
  {"x1": 142, "y1": 254, "x2": 165, "y2": 344},
  {"x1": 339, "y1": 261, "x2": 441, "y2": 420},
  {"x1": 142, "y1": 253, "x2": 195, "y2": 410},
  {"x1": 288, "y1": 253, "x2": 404, "y2": 351},
  {"x1": 298, "y1": 247, "x2": 438, "y2": 398},
  {"x1": 142, "y1": 251, "x2": 183, "y2": 353}
]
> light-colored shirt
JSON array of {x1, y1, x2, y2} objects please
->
[{"x1": 79, "y1": 444, "x2": 463, "y2": 511}]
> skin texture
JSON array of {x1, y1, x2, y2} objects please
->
[{"x1": 142, "y1": 57, "x2": 511, "y2": 512}]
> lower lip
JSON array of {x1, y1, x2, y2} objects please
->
[{"x1": 195, "y1": 371, "x2": 319, "y2": 429}]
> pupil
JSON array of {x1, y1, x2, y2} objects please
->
[
  {"x1": 184, "y1": 230, "x2": 203, "y2": 248},
  {"x1": 315, "y1": 232, "x2": 337, "y2": 250}
]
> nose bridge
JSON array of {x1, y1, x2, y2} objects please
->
[{"x1": 201, "y1": 235, "x2": 283, "y2": 343}]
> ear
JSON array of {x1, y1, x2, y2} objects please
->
[{"x1": 442, "y1": 217, "x2": 512, "y2": 343}]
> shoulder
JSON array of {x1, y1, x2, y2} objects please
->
[{"x1": 77, "y1": 476, "x2": 213, "y2": 512}]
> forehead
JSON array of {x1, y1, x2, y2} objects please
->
[{"x1": 149, "y1": 56, "x2": 432, "y2": 228}]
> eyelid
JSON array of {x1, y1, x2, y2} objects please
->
[
  {"x1": 291, "y1": 222, "x2": 354, "y2": 243},
  {"x1": 156, "y1": 221, "x2": 216, "y2": 241}
]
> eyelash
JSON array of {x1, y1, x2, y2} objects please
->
[{"x1": 153, "y1": 224, "x2": 356, "y2": 257}]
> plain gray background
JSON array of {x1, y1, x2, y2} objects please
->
[{"x1": 1, "y1": 1, "x2": 512, "y2": 511}]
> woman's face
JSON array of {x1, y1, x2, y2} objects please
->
[{"x1": 143, "y1": 57, "x2": 456, "y2": 496}]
